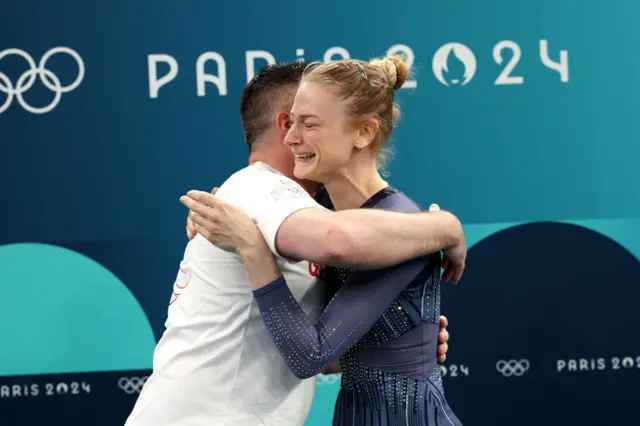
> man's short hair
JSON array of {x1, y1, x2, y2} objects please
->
[{"x1": 240, "y1": 61, "x2": 307, "y2": 149}]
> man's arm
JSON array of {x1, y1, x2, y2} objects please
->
[
  {"x1": 275, "y1": 208, "x2": 464, "y2": 270},
  {"x1": 183, "y1": 184, "x2": 464, "y2": 280}
]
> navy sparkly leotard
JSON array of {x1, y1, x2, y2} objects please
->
[{"x1": 252, "y1": 186, "x2": 462, "y2": 425}]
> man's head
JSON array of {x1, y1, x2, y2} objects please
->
[
  {"x1": 240, "y1": 61, "x2": 306, "y2": 150},
  {"x1": 240, "y1": 61, "x2": 320, "y2": 193}
]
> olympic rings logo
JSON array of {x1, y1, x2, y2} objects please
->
[
  {"x1": 316, "y1": 374, "x2": 340, "y2": 386},
  {"x1": 118, "y1": 376, "x2": 149, "y2": 394},
  {"x1": 496, "y1": 359, "x2": 530, "y2": 377},
  {"x1": 0, "y1": 47, "x2": 84, "y2": 114}
]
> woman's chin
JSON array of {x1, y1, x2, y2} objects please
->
[{"x1": 293, "y1": 164, "x2": 315, "y2": 180}]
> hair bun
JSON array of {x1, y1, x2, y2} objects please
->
[
  {"x1": 388, "y1": 56, "x2": 408, "y2": 90},
  {"x1": 369, "y1": 56, "x2": 409, "y2": 90}
]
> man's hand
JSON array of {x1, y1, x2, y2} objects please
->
[
  {"x1": 322, "y1": 362, "x2": 341, "y2": 375},
  {"x1": 437, "y1": 315, "x2": 450, "y2": 363},
  {"x1": 429, "y1": 204, "x2": 465, "y2": 285}
]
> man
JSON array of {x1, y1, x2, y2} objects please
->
[{"x1": 125, "y1": 61, "x2": 465, "y2": 426}]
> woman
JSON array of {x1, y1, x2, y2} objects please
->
[{"x1": 187, "y1": 56, "x2": 463, "y2": 425}]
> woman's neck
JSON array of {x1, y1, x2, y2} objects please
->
[{"x1": 324, "y1": 156, "x2": 388, "y2": 211}]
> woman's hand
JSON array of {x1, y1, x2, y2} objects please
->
[
  {"x1": 181, "y1": 189, "x2": 282, "y2": 289},
  {"x1": 180, "y1": 190, "x2": 263, "y2": 253}
]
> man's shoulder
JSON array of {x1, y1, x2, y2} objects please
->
[
  {"x1": 221, "y1": 162, "x2": 293, "y2": 190},
  {"x1": 220, "y1": 162, "x2": 310, "y2": 200},
  {"x1": 214, "y1": 163, "x2": 271, "y2": 200},
  {"x1": 213, "y1": 162, "x2": 315, "y2": 218}
]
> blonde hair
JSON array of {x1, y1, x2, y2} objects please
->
[{"x1": 302, "y1": 55, "x2": 409, "y2": 175}]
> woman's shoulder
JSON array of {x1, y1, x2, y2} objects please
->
[{"x1": 365, "y1": 186, "x2": 424, "y2": 213}]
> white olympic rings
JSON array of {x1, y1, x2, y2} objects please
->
[
  {"x1": 496, "y1": 359, "x2": 530, "y2": 377},
  {"x1": 118, "y1": 376, "x2": 149, "y2": 394},
  {"x1": 0, "y1": 47, "x2": 84, "y2": 114},
  {"x1": 316, "y1": 374, "x2": 340, "y2": 385}
]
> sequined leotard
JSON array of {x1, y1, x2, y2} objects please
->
[{"x1": 252, "y1": 186, "x2": 462, "y2": 425}]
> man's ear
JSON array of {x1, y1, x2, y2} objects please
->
[{"x1": 276, "y1": 111, "x2": 292, "y2": 136}]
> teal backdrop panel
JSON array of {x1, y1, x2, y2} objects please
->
[{"x1": 1, "y1": 0, "x2": 638, "y2": 425}]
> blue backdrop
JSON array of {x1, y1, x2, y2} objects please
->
[{"x1": 1, "y1": 1, "x2": 639, "y2": 425}]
